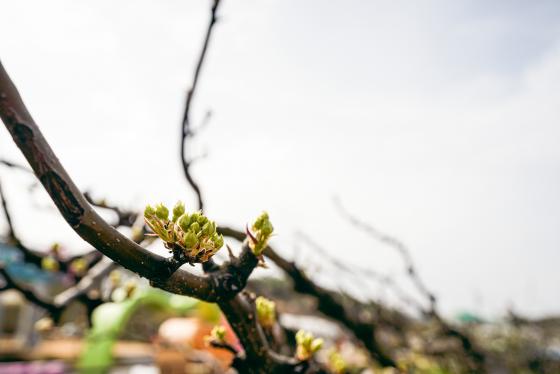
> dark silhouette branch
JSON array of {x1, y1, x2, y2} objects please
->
[
  {"x1": 0, "y1": 59, "x2": 270, "y2": 305},
  {"x1": 0, "y1": 59, "x2": 193, "y2": 278},
  {"x1": 0, "y1": 262, "x2": 106, "y2": 323},
  {"x1": 0, "y1": 59, "x2": 321, "y2": 372},
  {"x1": 0, "y1": 267, "x2": 64, "y2": 321},
  {"x1": 84, "y1": 192, "x2": 140, "y2": 228},
  {"x1": 0, "y1": 177, "x2": 17, "y2": 244},
  {"x1": 208, "y1": 340, "x2": 239, "y2": 355},
  {"x1": 294, "y1": 231, "x2": 426, "y2": 313},
  {"x1": 0, "y1": 176, "x2": 67, "y2": 269},
  {"x1": 334, "y1": 198, "x2": 486, "y2": 370},
  {"x1": 0, "y1": 158, "x2": 32, "y2": 173},
  {"x1": 53, "y1": 256, "x2": 116, "y2": 308},
  {"x1": 334, "y1": 197, "x2": 437, "y2": 312},
  {"x1": 180, "y1": 0, "x2": 221, "y2": 211},
  {"x1": 218, "y1": 226, "x2": 397, "y2": 368}
]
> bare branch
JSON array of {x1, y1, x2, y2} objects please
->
[
  {"x1": 0, "y1": 158, "x2": 32, "y2": 173},
  {"x1": 218, "y1": 225, "x2": 397, "y2": 367},
  {"x1": 0, "y1": 60, "x2": 267, "y2": 304},
  {"x1": 0, "y1": 267, "x2": 63, "y2": 320},
  {"x1": 333, "y1": 198, "x2": 486, "y2": 370},
  {"x1": 53, "y1": 256, "x2": 116, "y2": 307},
  {"x1": 334, "y1": 197, "x2": 437, "y2": 311},
  {"x1": 180, "y1": 0, "x2": 222, "y2": 211},
  {"x1": 208, "y1": 339, "x2": 239, "y2": 355},
  {"x1": 84, "y1": 192, "x2": 139, "y2": 228},
  {"x1": 0, "y1": 177, "x2": 17, "y2": 244},
  {"x1": 294, "y1": 231, "x2": 426, "y2": 313}
]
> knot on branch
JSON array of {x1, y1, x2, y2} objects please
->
[{"x1": 213, "y1": 272, "x2": 245, "y2": 299}]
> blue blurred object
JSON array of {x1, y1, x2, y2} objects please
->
[
  {"x1": 0, "y1": 242, "x2": 22, "y2": 263},
  {"x1": 0, "y1": 242, "x2": 61, "y2": 286}
]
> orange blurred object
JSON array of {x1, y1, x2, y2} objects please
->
[{"x1": 158, "y1": 316, "x2": 239, "y2": 370}]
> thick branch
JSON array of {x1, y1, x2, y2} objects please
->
[
  {"x1": 0, "y1": 61, "x2": 184, "y2": 276},
  {"x1": 0, "y1": 60, "x2": 250, "y2": 303},
  {"x1": 218, "y1": 293, "x2": 316, "y2": 374},
  {"x1": 154, "y1": 242, "x2": 259, "y2": 303}
]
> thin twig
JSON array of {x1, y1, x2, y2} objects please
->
[
  {"x1": 334, "y1": 198, "x2": 486, "y2": 370},
  {"x1": 0, "y1": 177, "x2": 18, "y2": 244},
  {"x1": 294, "y1": 231, "x2": 426, "y2": 313},
  {"x1": 333, "y1": 197, "x2": 437, "y2": 312},
  {"x1": 0, "y1": 158, "x2": 32, "y2": 173},
  {"x1": 218, "y1": 225, "x2": 397, "y2": 367},
  {"x1": 180, "y1": 0, "x2": 221, "y2": 211},
  {"x1": 0, "y1": 267, "x2": 63, "y2": 320},
  {"x1": 53, "y1": 257, "x2": 116, "y2": 307}
]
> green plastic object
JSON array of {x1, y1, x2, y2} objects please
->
[{"x1": 77, "y1": 288, "x2": 198, "y2": 373}]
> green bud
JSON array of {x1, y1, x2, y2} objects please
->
[
  {"x1": 184, "y1": 231, "x2": 198, "y2": 249},
  {"x1": 206, "y1": 325, "x2": 226, "y2": 344},
  {"x1": 295, "y1": 330, "x2": 323, "y2": 360},
  {"x1": 253, "y1": 212, "x2": 269, "y2": 229},
  {"x1": 214, "y1": 234, "x2": 224, "y2": 249},
  {"x1": 190, "y1": 212, "x2": 201, "y2": 224},
  {"x1": 202, "y1": 222, "x2": 212, "y2": 236},
  {"x1": 144, "y1": 205, "x2": 156, "y2": 218},
  {"x1": 172, "y1": 201, "x2": 185, "y2": 222},
  {"x1": 256, "y1": 296, "x2": 276, "y2": 328},
  {"x1": 155, "y1": 203, "x2": 169, "y2": 220},
  {"x1": 328, "y1": 350, "x2": 347, "y2": 374},
  {"x1": 260, "y1": 221, "x2": 274, "y2": 236},
  {"x1": 296, "y1": 330, "x2": 311, "y2": 346},
  {"x1": 310, "y1": 338, "x2": 323, "y2": 352},
  {"x1": 41, "y1": 256, "x2": 59, "y2": 272},
  {"x1": 190, "y1": 222, "x2": 200, "y2": 234},
  {"x1": 177, "y1": 213, "x2": 191, "y2": 231},
  {"x1": 70, "y1": 258, "x2": 87, "y2": 276},
  {"x1": 249, "y1": 211, "x2": 274, "y2": 256}
]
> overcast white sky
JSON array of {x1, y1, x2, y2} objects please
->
[{"x1": 1, "y1": 0, "x2": 559, "y2": 318}]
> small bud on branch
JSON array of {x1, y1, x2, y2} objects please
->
[
  {"x1": 295, "y1": 330, "x2": 323, "y2": 361},
  {"x1": 256, "y1": 296, "x2": 276, "y2": 328}
]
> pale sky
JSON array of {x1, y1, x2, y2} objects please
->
[{"x1": 1, "y1": 0, "x2": 559, "y2": 318}]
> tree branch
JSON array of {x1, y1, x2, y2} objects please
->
[
  {"x1": 0, "y1": 177, "x2": 17, "y2": 244},
  {"x1": 180, "y1": 0, "x2": 221, "y2": 211},
  {"x1": 0, "y1": 60, "x2": 269, "y2": 306},
  {"x1": 334, "y1": 198, "x2": 486, "y2": 370},
  {"x1": 218, "y1": 226, "x2": 397, "y2": 367},
  {"x1": 0, "y1": 267, "x2": 63, "y2": 320},
  {"x1": 0, "y1": 60, "x2": 185, "y2": 276},
  {"x1": 53, "y1": 256, "x2": 116, "y2": 308},
  {"x1": 334, "y1": 197, "x2": 437, "y2": 312},
  {"x1": 0, "y1": 158, "x2": 32, "y2": 173},
  {"x1": 84, "y1": 192, "x2": 139, "y2": 228}
]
